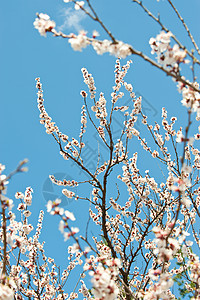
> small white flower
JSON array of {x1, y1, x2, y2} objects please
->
[
  {"x1": 69, "y1": 32, "x2": 88, "y2": 51},
  {"x1": 92, "y1": 30, "x2": 99, "y2": 38},
  {"x1": 34, "y1": 13, "x2": 56, "y2": 37},
  {"x1": 65, "y1": 210, "x2": 75, "y2": 221},
  {"x1": 0, "y1": 174, "x2": 8, "y2": 185},
  {"x1": 46, "y1": 200, "x2": 53, "y2": 212},
  {"x1": 59, "y1": 220, "x2": 65, "y2": 233},
  {"x1": 75, "y1": 1, "x2": 84, "y2": 10}
]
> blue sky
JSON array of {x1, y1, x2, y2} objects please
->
[{"x1": 1, "y1": 0, "x2": 200, "y2": 293}]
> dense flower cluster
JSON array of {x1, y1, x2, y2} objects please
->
[
  {"x1": 89, "y1": 261, "x2": 120, "y2": 300},
  {"x1": 83, "y1": 244, "x2": 121, "y2": 300},
  {"x1": 178, "y1": 80, "x2": 200, "y2": 119},
  {"x1": 149, "y1": 31, "x2": 188, "y2": 70},
  {"x1": 0, "y1": 182, "x2": 70, "y2": 299},
  {"x1": 33, "y1": 13, "x2": 56, "y2": 37}
]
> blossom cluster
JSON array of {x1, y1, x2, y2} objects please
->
[
  {"x1": 178, "y1": 80, "x2": 200, "y2": 119},
  {"x1": 33, "y1": 13, "x2": 56, "y2": 37},
  {"x1": 0, "y1": 181, "x2": 69, "y2": 299},
  {"x1": 33, "y1": 13, "x2": 132, "y2": 58},
  {"x1": 84, "y1": 243, "x2": 121, "y2": 300},
  {"x1": 149, "y1": 31, "x2": 188, "y2": 70}
]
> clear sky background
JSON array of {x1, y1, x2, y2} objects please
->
[{"x1": 1, "y1": 0, "x2": 200, "y2": 293}]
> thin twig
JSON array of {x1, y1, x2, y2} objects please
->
[{"x1": 167, "y1": 0, "x2": 200, "y2": 56}]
